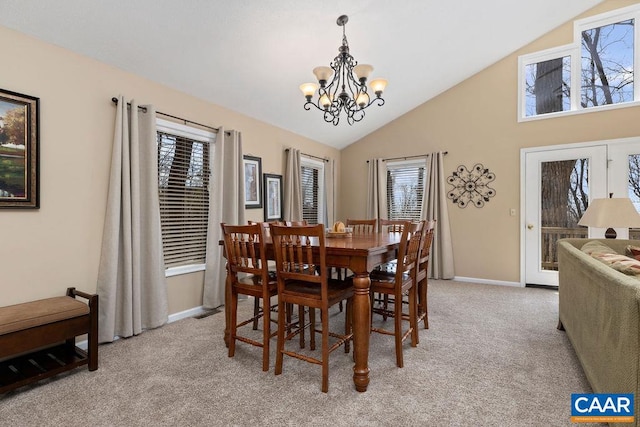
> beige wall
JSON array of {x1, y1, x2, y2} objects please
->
[
  {"x1": 339, "y1": 0, "x2": 640, "y2": 283},
  {"x1": 0, "y1": 25, "x2": 339, "y2": 311}
]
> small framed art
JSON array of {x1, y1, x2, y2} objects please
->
[
  {"x1": 263, "y1": 173, "x2": 283, "y2": 221},
  {"x1": 243, "y1": 155, "x2": 262, "y2": 209},
  {"x1": 0, "y1": 88, "x2": 39, "y2": 208}
]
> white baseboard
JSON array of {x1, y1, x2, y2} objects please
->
[
  {"x1": 168, "y1": 305, "x2": 209, "y2": 323},
  {"x1": 76, "y1": 305, "x2": 209, "y2": 351},
  {"x1": 453, "y1": 276, "x2": 523, "y2": 288}
]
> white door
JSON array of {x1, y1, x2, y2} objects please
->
[{"x1": 523, "y1": 146, "x2": 608, "y2": 286}]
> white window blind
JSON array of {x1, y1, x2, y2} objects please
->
[
  {"x1": 300, "y1": 156, "x2": 325, "y2": 225},
  {"x1": 157, "y1": 119, "x2": 215, "y2": 269},
  {"x1": 386, "y1": 160, "x2": 426, "y2": 221}
]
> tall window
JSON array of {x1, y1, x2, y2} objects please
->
[
  {"x1": 519, "y1": 4, "x2": 639, "y2": 120},
  {"x1": 300, "y1": 156, "x2": 325, "y2": 225},
  {"x1": 386, "y1": 159, "x2": 426, "y2": 221},
  {"x1": 156, "y1": 119, "x2": 215, "y2": 273}
]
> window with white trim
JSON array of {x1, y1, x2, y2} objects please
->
[
  {"x1": 156, "y1": 118, "x2": 216, "y2": 274},
  {"x1": 519, "y1": 4, "x2": 639, "y2": 120},
  {"x1": 300, "y1": 156, "x2": 325, "y2": 225},
  {"x1": 386, "y1": 159, "x2": 427, "y2": 221}
]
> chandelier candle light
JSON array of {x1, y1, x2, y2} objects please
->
[{"x1": 300, "y1": 15, "x2": 387, "y2": 125}]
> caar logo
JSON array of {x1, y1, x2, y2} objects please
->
[{"x1": 571, "y1": 393, "x2": 634, "y2": 423}]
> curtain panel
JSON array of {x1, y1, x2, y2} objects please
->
[
  {"x1": 283, "y1": 148, "x2": 303, "y2": 222},
  {"x1": 424, "y1": 152, "x2": 455, "y2": 279},
  {"x1": 366, "y1": 158, "x2": 387, "y2": 220},
  {"x1": 203, "y1": 129, "x2": 245, "y2": 309},
  {"x1": 324, "y1": 158, "x2": 335, "y2": 226},
  {"x1": 97, "y1": 96, "x2": 168, "y2": 343}
]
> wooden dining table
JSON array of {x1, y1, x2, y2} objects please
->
[{"x1": 222, "y1": 231, "x2": 403, "y2": 392}]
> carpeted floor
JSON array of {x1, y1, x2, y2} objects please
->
[{"x1": 0, "y1": 280, "x2": 603, "y2": 426}]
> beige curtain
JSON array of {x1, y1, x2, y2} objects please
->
[
  {"x1": 283, "y1": 148, "x2": 303, "y2": 221},
  {"x1": 203, "y1": 129, "x2": 245, "y2": 309},
  {"x1": 324, "y1": 158, "x2": 335, "y2": 226},
  {"x1": 96, "y1": 96, "x2": 168, "y2": 343},
  {"x1": 366, "y1": 158, "x2": 387, "y2": 221},
  {"x1": 424, "y1": 151, "x2": 455, "y2": 279}
]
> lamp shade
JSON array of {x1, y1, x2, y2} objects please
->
[{"x1": 578, "y1": 198, "x2": 640, "y2": 228}]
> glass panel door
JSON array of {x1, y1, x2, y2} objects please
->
[{"x1": 524, "y1": 146, "x2": 607, "y2": 286}]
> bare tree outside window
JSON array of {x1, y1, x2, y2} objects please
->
[{"x1": 581, "y1": 19, "x2": 634, "y2": 108}]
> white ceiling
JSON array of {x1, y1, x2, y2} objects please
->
[{"x1": 0, "y1": 1, "x2": 604, "y2": 149}]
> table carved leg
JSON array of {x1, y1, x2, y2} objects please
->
[{"x1": 352, "y1": 272, "x2": 371, "y2": 392}]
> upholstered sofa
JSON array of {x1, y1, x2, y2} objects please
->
[{"x1": 558, "y1": 238, "x2": 640, "y2": 426}]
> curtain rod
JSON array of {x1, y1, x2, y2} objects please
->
[
  {"x1": 285, "y1": 148, "x2": 329, "y2": 162},
  {"x1": 366, "y1": 152, "x2": 448, "y2": 163},
  {"x1": 111, "y1": 97, "x2": 220, "y2": 133}
]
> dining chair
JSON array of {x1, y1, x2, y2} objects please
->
[
  {"x1": 378, "y1": 218, "x2": 409, "y2": 234},
  {"x1": 284, "y1": 220, "x2": 308, "y2": 226},
  {"x1": 374, "y1": 218, "x2": 413, "y2": 317},
  {"x1": 346, "y1": 218, "x2": 377, "y2": 234},
  {"x1": 369, "y1": 220, "x2": 424, "y2": 368},
  {"x1": 270, "y1": 223, "x2": 354, "y2": 393},
  {"x1": 249, "y1": 220, "x2": 310, "y2": 346},
  {"x1": 220, "y1": 222, "x2": 278, "y2": 372},
  {"x1": 247, "y1": 221, "x2": 282, "y2": 329},
  {"x1": 416, "y1": 220, "x2": 436, "y2": 329}
]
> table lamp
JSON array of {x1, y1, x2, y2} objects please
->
[{"x1": 578, "y1": 194, "x2": 640, "y2": 239}]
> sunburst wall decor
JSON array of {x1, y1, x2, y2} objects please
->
[{"x1": 447, "y1": 163, "x2": 496, "y2": 208}]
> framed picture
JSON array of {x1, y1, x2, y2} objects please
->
[
  {"x1": 0, "y1": 89, "x2": 39, "y2": 208},
  {"x1": 243, "y1": 155, "x2": 262, "y2": 209},
  {"x1": 263, "y1": 173, "x2": 283, "y2": 221}
]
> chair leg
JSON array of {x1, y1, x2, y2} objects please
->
[
  {"x1": 424, "y1": 281, "x2": 429, "y2": 329},
  {"x1": 418, "y1": 278, "x2": 429, "y2": 329},
  {"x1": 409, "y1": 285, "x2": 419, "y2": 347},
  {"x1": 253, "y1": 296, "x2": 260, "y2": 330},
  {"x1": 298, "y1": 304, "x2": 306, "y2": 349},
  {"x1": 262, "y1": 295, "x2": 270, "y2": 372},
  {"x1": 275, "y1": 299, "x2": 286, "y2": 376},
  {"x1": 310, "y1": 307, "x2": 317, "y2": 351},
  {"x1": 321, "y1": 306, "x2": 329, "y2": 393},
  {"x1": 394, "y1": 290, "x2": 404, "y2": 368},
  {"x1": 383, "y1": 294, "x2": 389, "y2": 321},
  {"x1": 228, "y1": 290, "x2": 238, "y2": 358},
  {"x1": 344, "y1": 298, "x2": 352, "y2": 353}
]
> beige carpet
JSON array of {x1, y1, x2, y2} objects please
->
[{"x1": 0, "y1": 280, "x2": 602, "y2": 426}]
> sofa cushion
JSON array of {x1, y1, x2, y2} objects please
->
[
  {"x1": 581, "y1": 240, "x2": 616, "y2": 256},
  {"x1": 625, "y1": 245, "x2": 640, "y2": 261},
  {"x1": 591, "y1": 252, "x2": 640, "y2": 276},
  {"x1": 581, "y1": 240, "x2": 640, "y2": 276}
]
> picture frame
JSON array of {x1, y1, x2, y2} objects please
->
[
  {"x1": 263, "y1": 173, "x2": 283, "y2": 221},
  {"x1": 0, "y1": 89, "x2": 39, "y2": 208},
  {"x1": 243, "y1": 155, "x2": 262, "y2": 208}
]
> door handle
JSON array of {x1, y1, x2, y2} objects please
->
[{"x1": 527, "y1": 224, "x2": 534, "y2": 230}]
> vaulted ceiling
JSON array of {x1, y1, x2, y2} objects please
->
[{"x1": 0, "y1": 1, "x2": 604, "y2": 148}]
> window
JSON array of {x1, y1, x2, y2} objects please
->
[
  {"x1": 300, "y1": 156, "x2": 325, "y2": 225},
  {"x1": 521, "y1": 46, "x2": 573, "y2": 117},
  {"x1": 386, "y1": 159, "x2": 426, "y2": 221},
  {"x1": 519, "y1": 4, "x2": 640, "y2": 120},
  {"x1": 156, "y1": 119, "x2": 216, "y2": 275}
]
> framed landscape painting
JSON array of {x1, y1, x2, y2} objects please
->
[
  {"x1": 264, "y1": 173, "x2": 283, "y2": 221},
  {"x1": 243, "y1": 155, "x2": 262, "y2": 209},
  {"x1": 0, "y1": 89, "x2": 39, "y2": 208}
]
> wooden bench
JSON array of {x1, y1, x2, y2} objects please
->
[{"x1": 0, "y1": 287, "x2": 98, "y2": 393}]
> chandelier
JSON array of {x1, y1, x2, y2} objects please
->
[{"x1": 299, "y1": 15, "x2": 387, "y2": 126}]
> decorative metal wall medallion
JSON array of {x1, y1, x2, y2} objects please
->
[{"x1": 447, "y1": 164, "x2": 496, "y2": 208}]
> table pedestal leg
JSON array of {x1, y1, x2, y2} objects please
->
[{"x1": 352, "y1": 273, "x2": 371, "y2": 392}]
